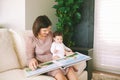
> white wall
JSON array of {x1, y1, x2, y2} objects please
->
[
  {"x1": 0, "y1": 0, "x2": 25, "y2": 30},
  {"x1": 94, "y1": 0, "x2": 120, "y2": 74},
  {"x1": 0, "y1": 0, "x2": 57, "y2": 31},
  {"x1": 25, "y1": 0, "x2": 57, "y2": 30}
]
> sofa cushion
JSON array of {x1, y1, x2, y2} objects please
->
[
  {"x1": 9, "y1": 29, "x2": 33, "y2": 68},
  {"x1": 0, "y1": 69, "x2": 55, "y2": 80},
  {"x1": 0, "y1": 29, "x2": 20, "y2": 72}
]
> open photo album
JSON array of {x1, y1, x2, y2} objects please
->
[{"x1": 24, "y1": 52, "x2": 91, "y2": 77}]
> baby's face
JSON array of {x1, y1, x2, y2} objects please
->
[{"x1": 54, "y1": 36, "x2": 63, "y2": 43}]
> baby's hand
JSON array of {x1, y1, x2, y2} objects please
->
[
  {"x1": 54, "y1": 49, "x2": 58, "y2": 53},
  {"x1": 68, "y1": 49, "x2": 72, "y2": 52},
  {"x1": 66, "y1": 51, "x2": 74, "y2": 56},
  {"x1": 53, "y1": 56, "x2": 60, "y2": 60}
]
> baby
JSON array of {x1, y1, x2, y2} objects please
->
[
  {"x1": 50, "y1": 31, "x2": 73, "y2": 60},
  {"x1": 50, "y1": 31, "x2": 78, "y2": 75}
]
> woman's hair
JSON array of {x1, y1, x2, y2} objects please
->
[
  {"x1": 53, "y1": 31, "x2": 63, "y2": 38},
  {"x1": 32, "y1": 15, "x2": 52, "y2": 37}
]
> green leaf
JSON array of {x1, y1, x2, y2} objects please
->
[
  {"x1": 59, "y1": 7, "x2": 65, "y2": 13},
  {"x1": 77, "y1": 0, "x2": 83, "y2": 3},
  {"x1": 73, "y1": 5, "x2": 79, "y2": 9},
  {"x1": 53, "y1": 5, "x2": 58, "y2": 9},
  {"x1": 75, "y1": 12, "x2": 81, "y2": 19},
  {"x1": 58, "y1": 0, "x2": 64, "y2": 5},
  {"x1": 67, "y1": 0, "x2": 74, "y2": 5}
]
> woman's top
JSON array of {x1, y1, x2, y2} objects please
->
[{"x1": 26, "y1": 32, "x2": 53, "y2": 63}]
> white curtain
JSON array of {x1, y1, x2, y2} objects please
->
[{"x1": 93, "y1": 0, "x2": 120, "y2": 74}]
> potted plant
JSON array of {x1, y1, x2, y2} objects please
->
[{"x1": 53, "y1": 0, "x2": 83, "y2": 47}]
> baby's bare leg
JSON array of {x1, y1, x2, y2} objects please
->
[
  {"x1": 66, "y1": 67, "x2": 78, "y2": 80},
  {"x1": 55, "y1": 71, "x2": 67, "y2": 80}
]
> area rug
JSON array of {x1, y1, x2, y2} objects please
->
[{"x1": 92, "y1": 71, "x2": 120, "y2": 80}]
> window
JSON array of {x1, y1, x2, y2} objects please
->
[{"x1": 93, "y1": 0, "x2": 120, "y2": 74}]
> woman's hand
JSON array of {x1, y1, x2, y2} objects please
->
[{"x1": 28, "y1": 58, "x2": 38, "y2": 70}]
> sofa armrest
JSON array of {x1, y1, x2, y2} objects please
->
[{"x1": 74, "y1": 61, "x2": 87, "y2": 75}]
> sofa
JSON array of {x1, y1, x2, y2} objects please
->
[{"x1": 0, "y1": 29, "x2": 88, "y2": 80}]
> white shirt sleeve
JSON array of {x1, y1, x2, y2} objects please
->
[{"x1": 50, "y1": 42, "x2": 56, "y2": 54}]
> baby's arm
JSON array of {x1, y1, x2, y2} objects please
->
[
  {"x1": 50, "y1": 42, "x2": 58, "y2": 54},
  {"x1": 51, "y1": 42, "x2": 60, "y2": 60},
  {"x1": 63, "y1": 44, "x2": 74, "y2": 56},
  {"x1": 63, "y1": 44, "x2": 72, "y2": 52},
  {"x1": 53, "y1": 55, "x2": 60, "y2": 60},
  {"x1": 65, "y1": 51, "x2": 74, "y2": 56}
]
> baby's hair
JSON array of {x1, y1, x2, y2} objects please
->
[{"x1": 53, "y1": 31, "x2": 63, "y2": 38}]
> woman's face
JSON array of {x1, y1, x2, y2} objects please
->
[{"x1": 38, "y1": 26, "x2": 51, "y2": 37}]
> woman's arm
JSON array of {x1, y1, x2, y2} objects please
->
[{"x1": 26, "y1": 36, "x2": 38, "y2": 70}]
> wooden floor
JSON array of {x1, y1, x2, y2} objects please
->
[{"x1": 92, "y1": 71, "x2": 120, "y2": 80}]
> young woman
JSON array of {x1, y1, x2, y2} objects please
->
[{"x1": 26, "y1": 15, "x2": 78, "y2": 80}]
